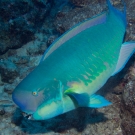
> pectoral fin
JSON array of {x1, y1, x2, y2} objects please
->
[
  {"x1": 88, "y1": 94, "x2": 111, "y2": 108},
  {"x1": 112, "y1": 42, "x2": 135, "y2": 76},
  {"x1": 64, "y1": 90, "x2": 89, "y2": 106},
  {"x1": 65, "y1": 89, "x2": 111, "y2": 108}
]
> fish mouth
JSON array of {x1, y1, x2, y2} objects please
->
[{"x1": 22, "y1": 112, "x2": 34, "y2": 120}]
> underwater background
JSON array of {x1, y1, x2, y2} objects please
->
[{"x1": 0, "y1": 0, "x2": 135, "y2": 134}]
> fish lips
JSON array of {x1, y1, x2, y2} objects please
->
[{"x1": 22, "y1": 112, "x2": 34, "y2": 120}]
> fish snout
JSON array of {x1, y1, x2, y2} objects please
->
[{"x1": 12, "y1": 88, "x2": 37, "y2": 114}]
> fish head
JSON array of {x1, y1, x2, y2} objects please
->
[
  {"x1": 12, "y1": 82, "x2": 45, "y2": 115},
  {"x1": 12, "y1": 75, "x2": 63, "y2": 117}
]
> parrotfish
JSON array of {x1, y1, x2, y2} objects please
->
[{"x1": 12, "y1": 0, "x2": 135, "y2": 120}]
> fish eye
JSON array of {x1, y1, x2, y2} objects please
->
[
  {"x1": 32, "y1": 88, "x2": 40, "y2": 96},
  {"x1": 32, "y1": 91, "x2": 38, "y2": 96}
]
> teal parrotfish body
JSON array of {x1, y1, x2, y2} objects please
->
[{"x1": 12, "y1": 0, "x2": 135, "y2": 120}]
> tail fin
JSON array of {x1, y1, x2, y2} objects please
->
[{"x1": 107, "y1": 0, "x2": 127, "y2": 27}]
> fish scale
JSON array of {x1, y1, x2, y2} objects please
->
[{"x1": 52, "y1": 22, "x2": 119, "y2": 81}]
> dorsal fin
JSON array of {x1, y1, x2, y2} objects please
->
[
  {"x1": 40, "y1": 12, "x2": 107, "y2": 63},
  {"x1": 107, "y1": 0, "x2": 126, "y2": 27}
]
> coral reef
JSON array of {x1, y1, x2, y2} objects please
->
[
  {"x1": 0, "y1": 59, "x2": 19, "y2": 83},
  {"x1": 0, "y1": 0, "x2": 53, "y2": 55},
  {"x1": 120, "y1": 63, "x2": 135, "y2": 135},
  {"x1": 0, "y1": 0, "x2": 135, "y2": 135}
]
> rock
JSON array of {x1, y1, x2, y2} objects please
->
[
  {"x1": 47, "y1": 35, "x2": 58, "y2": 47},
  {"x1": 8, "y1": 56, "x2": 30, "y2": 64},
  {"x1": 0, "y1": 60, "x2": 19, "y2": 83},
  {"x1": 4, "y1": 84, "x2": 15, "y2": 94},
  {"x1": 0, "y1": 0, "x2": 53, "y2": 55},
  {"x1": 119, "y1": 61, "x2": 135, "y2": 135},
  {"x1": 121, "y1": 80, "x2": 135, "y2": 135},
  {"x1": 70, "y1": 0, "x2": 98, "y2": 7},
  {"x1": 11, "y1": 108, "x2": 23, "y2": 126},
  {"x1": 26, "y1": 43, "x2": 47, "y2": 56},
  {"x1": 54, "y1": 0, "x2": 106, "y2": 34},
  {"x1": 0, "y1": 107, "x2": 5, "y2": 115},
  {"x1": 0, "y1": 43, "x2": 8, "y2": 55}
]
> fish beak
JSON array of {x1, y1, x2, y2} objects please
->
[
  {"x1": 22, "y1": 112, "x2": 34, "y2": 120},
  {"x1": 12, "y1": 87, "x2": 38, "y2": 114}
]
